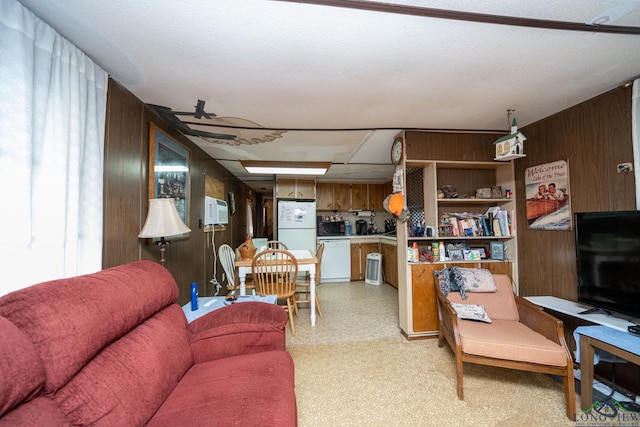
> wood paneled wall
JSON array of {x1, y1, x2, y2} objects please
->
[
  {"x1": 103, "y1": 79, "x2": 257, "y2": 305},
  {"x1": 406, "y1": 131, "x2": 502, "y2": 162},
  {"x1": 516, "y1": 86, "x2": 636, "y2": 300}
]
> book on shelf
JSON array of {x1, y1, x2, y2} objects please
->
[
  {"x1": 449, "y1": 217, "x2": 459, "y2": 236},
  {"x1": 495, "y1": 210, "x2": 510, "y2": 237},
  {"x1": 442, "y1": 208, "x2": 515, "y2": 238}
]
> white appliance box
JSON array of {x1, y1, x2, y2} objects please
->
[{"x1": 204, "y1": 196, "x2": 229, "y2": 225}]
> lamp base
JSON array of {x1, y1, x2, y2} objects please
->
[{"x1": 156, "y1": 237, "x2": 171, "y2": 266}]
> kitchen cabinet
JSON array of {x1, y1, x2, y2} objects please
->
[
  {"x1": 368, "y1": 183, "x2": 387, "y2": 212},
  {"x1": 276, "y1": 178, "x2": 315, "y2": 199},
  {"x1": 381, "y1": 242, "x2": 398, "y2": 288},
  {"x1": 316, "y1": 182, "x2": 334, "y2": 210},
  {"x1": 334, "y1": 183, "x2": 350, "y2": 211},
  {"x1": 350, "y1": 184, "x2": 368, "y2": 211},
  {"x1": 411, "y1": 264, "x2": 440, "y2": 334},
  {"x1": 316, "y1": 182, "x2": 391, "y2": 212},
  {"x1": 350, "y1": 241, "x2": 380, "y2": 281}
]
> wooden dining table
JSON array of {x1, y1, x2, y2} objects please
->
[{"x1": 235, "y1": 249, "x2": 319, "y2": 326}]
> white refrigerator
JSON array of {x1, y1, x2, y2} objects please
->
[{"x1": 277, "y1": 201, "x2": 317, "y2": 254}]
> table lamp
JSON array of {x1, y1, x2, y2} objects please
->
[{"x1": 138, "y1": 198, "x2": 190, "y2": 266}]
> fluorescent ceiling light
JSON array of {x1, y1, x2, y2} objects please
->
[{"x1": 241, "y1": 160, "x2": 331, "y2": 175}]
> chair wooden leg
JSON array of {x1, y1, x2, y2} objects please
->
[
  {"x1": 456, "y1": 354, "x2": 464, "y2": 400},
  {"x1": 315, "y1": 293, "x2": 323, "y2": 318},
  {"x1": 563, "y1": 370, "x2": 576, "y2": 420},
  {"x1": 292, "y1": 295, "x2": 299, "y2": 317},
  {"x1": 286, "y1": 297, "x2": 295, "y2": 336}
]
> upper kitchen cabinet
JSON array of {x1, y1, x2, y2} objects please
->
[
  {"x1": 368, "y1": 183, "x2": 387, "y2": 212},
  {"x1": 316, "y1": 182, "x2": 334, "y2": 210},
  {"x1": 316, "y1": 182, "x2": 347, "y2": 211},
  {"x1": 334, "y1": 184, "x2": 350, "y2": 211},
  {"x1": 316, "y1": 182, "x2": 392, "y2": 211},
  {"x1": 276, "y1": 178, "x2": 315, "y2": 199},
  {"x1": 351, "y1": 184, "x2": 368, "y2": 211}
]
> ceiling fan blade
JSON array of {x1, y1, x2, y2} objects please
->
[{"x1": 147, "y1": 104, "x2": 235, "y2": 140}]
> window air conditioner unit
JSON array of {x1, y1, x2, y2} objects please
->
[
  {"x1": 365, "y1": 253, "x2": 383, "y2": 285},
  {"x1": 204, "y1": 196, "x2": 229, "y2": 225}
]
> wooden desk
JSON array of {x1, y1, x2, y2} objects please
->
[
  {"x1": 577, "y1": 326, "x2": 640, "y2": 410},
  {"x1": 236, "y1": 249, "x2": 319, "y2": 326}
]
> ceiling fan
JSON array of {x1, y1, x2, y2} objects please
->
[{"x1": 147, "y1": 100, "x2": 236, "y2": 140}]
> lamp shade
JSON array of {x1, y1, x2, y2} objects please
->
[{"x1": 138, "y1": 198, "x2": 190, "y2": 238}]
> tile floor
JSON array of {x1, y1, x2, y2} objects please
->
[{"x1": 287, "y1": 280, "x2": 400, "y2": 346}]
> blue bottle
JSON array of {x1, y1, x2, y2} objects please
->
[{"x1": 190, "y1": 282, "x2": 198, "y2": 311}]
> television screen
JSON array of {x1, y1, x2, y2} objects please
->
[{"x1": 575, "y1": 211, "x2": 640, "y2": 319}]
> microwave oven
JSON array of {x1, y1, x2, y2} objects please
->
[{"x1": 317, "y1": 218, "x2": 345, "y2": 236}]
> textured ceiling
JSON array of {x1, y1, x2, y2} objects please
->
[{"x1": 17, "y1": 0, "x2": 640, "y2": 192}]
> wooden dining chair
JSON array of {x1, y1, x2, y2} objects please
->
[
  {"x1": 266, "y1": 240, "x2": 288, "y2": 250},
  {"x1": 218, "y1": 244, "x2": 256, "y2": 295},
  {"x1": 251, "y1": 249, "x2": 299, "y2": 335},
  {"x1": 295, "y1": 243, "x2": 324, "y2": 317}
]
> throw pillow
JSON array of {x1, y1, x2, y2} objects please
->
[
  {"x1": 450, "y1": 303, "x2": 492, "y2": 323},
  {"x1": 458, "y1": 268, "x2": 497, "y2": 293}
]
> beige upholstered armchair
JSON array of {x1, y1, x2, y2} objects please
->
[{"x1": 435, "y1": 271, "x2": 575, "y2": 420}]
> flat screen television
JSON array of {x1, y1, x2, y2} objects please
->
[{"x1": 574, "y1": 211, "x2": 640, "y2": 319}]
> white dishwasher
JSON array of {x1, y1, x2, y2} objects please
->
[{"x1": 318, "y1": 239, "x2": 351, "y2": 283}]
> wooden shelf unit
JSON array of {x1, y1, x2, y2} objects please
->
[{"x1": 398, "y1": 158, "x2": 518, "y2": 339}]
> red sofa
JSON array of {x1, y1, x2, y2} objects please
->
[{"x1": 0, "y1": 261, "x2": 297, "y2": 426}]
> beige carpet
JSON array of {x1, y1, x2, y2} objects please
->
[{"x1": 287, "y1": 281, "x2": 578, "y2": 426}]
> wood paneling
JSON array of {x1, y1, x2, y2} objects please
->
[
  {"x1": 103, "y1": 79, "x2": 146, "y2": 267},
  {"x1": 405, "y1": 132, "x2": 502, "y2": 162},
  {"x1": 515, "y1": 86, "x2": 635, "y2": 301},
  {"x1": 103, "y1": 79, "x2": 256, "y2": 305}
]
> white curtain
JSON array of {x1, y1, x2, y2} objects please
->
[
  {"x1": 0, "y1": 0, "x2": 108, "y2": 295},
  {"x1": 633, "y1": 79, "x2": 640, "y2": 209}
]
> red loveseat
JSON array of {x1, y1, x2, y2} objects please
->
[{"x1": 0, "y1": 261, "x2": 297, "y2": 426}]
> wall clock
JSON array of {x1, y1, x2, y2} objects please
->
[{"x1": 390, "y1": 137, "x2": 404, "y2": 165}]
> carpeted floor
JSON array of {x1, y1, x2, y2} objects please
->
[{"x1": 287, "y1": 281, "x2": 578, "y2": 426}]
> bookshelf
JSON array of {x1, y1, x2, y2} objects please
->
[{"x1": 398, "y1": 158, "x2": 518, "y2": 339}]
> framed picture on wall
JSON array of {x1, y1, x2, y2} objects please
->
[
  {"x1": 490, "y1": 242, "x2": 505, "y2": 260},
  {"x1": 149, "y1": 123, "x2": 191, "y2": 236}
]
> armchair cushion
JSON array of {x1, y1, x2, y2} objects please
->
[{"x1": 457, "y1": 319, "x2": 569, "y2": 366}]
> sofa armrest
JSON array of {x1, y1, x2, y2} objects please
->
[
  {"x1": 188, "y1": 302, "x2": 288, "y2": 364},
  {"x1": 515, "y1": 296, "x2": 565, "y2": 346}
]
